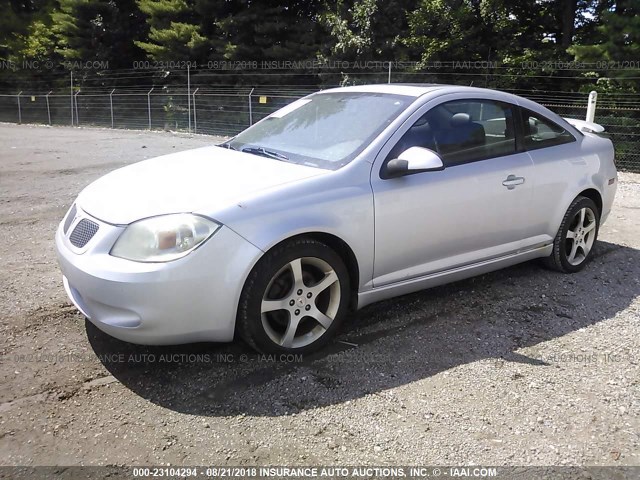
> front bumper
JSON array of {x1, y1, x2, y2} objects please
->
[{"x1": 55, "y1": 209, "x2": 263, "y2": 345}]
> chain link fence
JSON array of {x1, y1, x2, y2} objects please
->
[
  {"x1": 521, "y1": 91, "x2": 640, "y2": 173},
  {"x1": 0, "y1": 71, "x2": 638, "y2": 172},
  {"x1": 0, "y1": 88, "x2": 314, "y2": 136}
]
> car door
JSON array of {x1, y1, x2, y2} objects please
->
[{"x1": 370, "y1": 96, "x2": 536, "y2": 287}]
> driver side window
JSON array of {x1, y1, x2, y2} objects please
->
[
  {"x1": 387, "y1": 99, "x2": 517, "y2": 167},
  {"x1": 387, "y1": 116, "x2": 438, "y2": 161}
]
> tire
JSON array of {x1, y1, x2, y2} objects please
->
[
  {"x1": 237, "y1": 238, "x2": 351, "y2": 354},
  {"x1": 543, "y1": 195, "x2": 600, "y2": 273}
]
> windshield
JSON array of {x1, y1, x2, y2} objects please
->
[{"x1": 222, "y1": 92, "x2": 414, "y2": 170}]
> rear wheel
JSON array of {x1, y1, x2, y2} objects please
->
[
  {"x1": 544, "y1": 196, "x2": 599, "y2": 273},
  {"x1": 237, "y1": 238, "x2": 350, "y2": 354}
]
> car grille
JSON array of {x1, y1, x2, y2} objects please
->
[
  {"x1": 63, "y1": 204, "x2": 77, "y2": 234},
  {"x1": 69, "y1": 218, "x2": 99, "y2": 248}
]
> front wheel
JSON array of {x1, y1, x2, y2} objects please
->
[
  {"x1": 544, "y1": 195, "x2": 600, "y2": 273},
  {"x1": 237, "y1": 238, "x2": 350, "y2": 354}
]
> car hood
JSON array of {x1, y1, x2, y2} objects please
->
[{"x1": 77, "y1": 146, "x2": 327, "y2": 225}]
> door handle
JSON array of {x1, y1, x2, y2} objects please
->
[{"x1": 502, "y1": 174, "x2": 525, "y2": 190}]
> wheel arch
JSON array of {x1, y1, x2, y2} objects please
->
[
  {"x1": 549, "y1": 185, "x2": 603, "y2": 241},
  {"x1": 578, "y1": 188, "x2": 603, "y2": 216},
  {"x1": 255, "y1": 232, "x2": 360, "y2": 311}
]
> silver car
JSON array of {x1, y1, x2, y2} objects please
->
[{"x1": 55, "y1": 84, "x2": 617, "y2": 354}]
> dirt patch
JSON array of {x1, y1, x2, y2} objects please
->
[{"x1": 0, "y1": 124, "x2": 638, "y2": 467}]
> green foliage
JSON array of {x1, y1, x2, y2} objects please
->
[
  {"x1": 136, "y1": 21, "x2": 209, "y2": 60},
  {"x1": 321, "y1": 0, "x2": 378, "y2": 57},
  {"x1": 0, "y1": 0, "x2": 57, "y2": 62},
  {"x1": 214, "y1": 1, "x2": 324, "y2": 61},
  {"x1": 18, "y1": 20, "x2": 55, "y2": 60},
  {"x1": 50, "y1": 0, "x2": 145, "y2": 67},
  {"x1": 138, "y1": 0, "x2": 190, "y2": 21},
  {"x1": 402, "y1": 0, "x2": 575, "y2": 65},
  {"x1": 572, "y1": 1, "x2": 640, "y2": 62},
  {"x1": 0, "y1": 0, "x2": 637, "y2": 96},
  {"x1": 402, "y1": 0, "x2": 475, "y2": 63},
  {"x1": 135, "y1": 0, "x2": 206, "y2": 60},
  {"x1": 570, "y1": 0, "x2": 640, "y2": 90},
  {"x1": 321, "y1": 0, "x2": 416, "y2": 60}
]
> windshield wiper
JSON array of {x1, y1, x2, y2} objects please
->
[
  {"x1": 218, "y1": 142, "x2": 237, "y2": 150},
  {"x1": 241, "y1": 146, "x2": 289, "y2": 161}
]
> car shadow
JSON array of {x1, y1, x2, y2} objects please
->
[{"x1": 87, "y1": 240, "x2": 639, "y2": 416}]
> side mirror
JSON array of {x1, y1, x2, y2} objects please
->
[{"x1": 385, "y1": 147, "x2": 444, "y2": 179}]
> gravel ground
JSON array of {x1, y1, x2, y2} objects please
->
[{"x1": 0, "y1": 123, "x2": 638, "y2": 467}]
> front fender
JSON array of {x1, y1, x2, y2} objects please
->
[{"x1": 205, "y1": 163, "x2": 376, "y2": 291}]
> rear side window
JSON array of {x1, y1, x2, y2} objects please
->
[{"x1": 520, "y1": 108, "x2": 575, "y2": 150}]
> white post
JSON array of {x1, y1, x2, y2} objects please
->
[
  {"x1": 586, "y1": 90, "x2": 597, "y2": 123},
  {"x1": 17, "y1": 91, "x2": 22, "y2": 124},
  {"x1": 74, "y1": 90, "x2": 80, "y2": 125},
  {"x1": 192, "y1": 87, "x2": 199, "y2": 134},
  {"x1": 248, "y1": 87, "x2": 255, "y2": 126},
  {"x1": 109, "y1": 88, "x2": 115, "y2": 128},
  {"x1": 147, "y1": 87, "x2": 154, "y2": 130},
  {"x1": 388, "y1": 61, "x2": 392, "y2": 84},
  {"x1": 45, "y1": 91, "x2": 52, "y2": 125},
  {"x1": 187, "y1": 65, "x2": 191, "y2": 133},
  {"x1": 70, "y1": 71, "x2": 74, "y2": 126}
]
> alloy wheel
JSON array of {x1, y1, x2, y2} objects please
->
[
  {"x1": 565, "y1": 207, "x2": 597, "y2": 266},
  {"x1": 260, "y1": 257, "x2": 341, "y2": 349}
]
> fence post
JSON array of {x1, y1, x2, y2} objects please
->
[
  {"x1": 70, "y1": 71, "x2": 74, "y2": 126},
  {"x1": 17, "y1": 91, "x2": 22, "y2": 124},
  {"x1": 187, "y1": 65, "x2": 191, "y2": 133},
  {"x1": 147, "y1": 87, "x2": 154, "y2": 130},
  {"x1": 45, "y1": 91, "x2": 52, "y2": 125},
  {"x1": 248, "y1": 87, "x2": 255, "y2": 126},
  {"x1": 192, "y1": 87, "x2": 199, "y2": 134},
  {"x1": 586, "y1": 91, "x2": 597, "y2": 123},
  {"x1": 110, "y1": 88, "x2": 115, "y2": 128},
  {"x1": 74, "y1": 90, "x2": 80, "y2": 126}
]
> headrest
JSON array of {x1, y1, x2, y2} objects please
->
[{"x1": 450, "y1": 113, "x2": 471, "y2": 126}]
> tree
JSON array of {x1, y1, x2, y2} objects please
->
[
  {"x1": 401, "y1": 0, "x2": 479, "y2": 63},
  {"x1": 51, "y1": 0, "x2": 145, "y2": 67},
  {"x1": 321, "y1": 0, "x2": 417, "y2": 61},
  {"x1": 570, "y1": 0, "x2": 639, "y2": 64},
  {"x1": 0, "y1": 0, "x2": 56, "y2": 62},
  {"x1": 216, "y1": 0, "x2": 325, "y2": 61},
  {"x1": 569, "y1": 0, "x2": 639, "y2": 91},
  {"x1": 135, "y1": 0, "x2": 210, "y2": 61}
]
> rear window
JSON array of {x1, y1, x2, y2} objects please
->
[{"x1": 520, "y1": 108, "x2": 576, "y2": 150}]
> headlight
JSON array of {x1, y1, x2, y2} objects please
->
[{"x1": 110, "y1": 214, "x2": 220, "y2": 262}]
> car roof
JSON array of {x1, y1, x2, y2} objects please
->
[
  {"x1": 319, "y1": 84, "x2": 447, "y2": 97},
  {"x1": 317, "y1": 83, "x2": 530, "y2": 100},
  {"x1": 309, "y1": 84, "x2": 581, "y2": 137}
]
